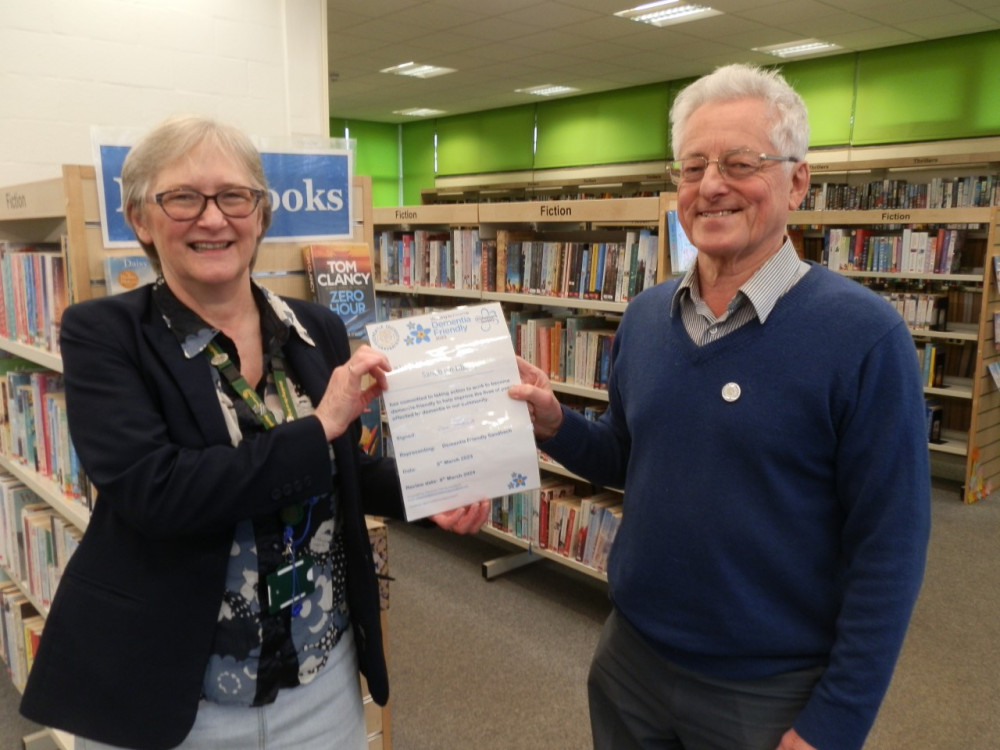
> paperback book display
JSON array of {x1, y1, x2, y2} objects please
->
[
  {"x1": 0, "y1": 241, "x2": 70, "y2": 354},
  {"x1": 376, "y1": 227, "x2": 659, "y2": 302},
  {"x1": 822, "y1": 226, "x2": 969, "y2": 274},
  {"x1": 102, "y1": 250, "x2": 157, "y2": 295},
  {"x1": 666, "y1": 210, "x2": 697, "y2": 274},
  {"x1": 490, "y1": 477, "x2": 623, "y2": 573},
  {"x1": 509, "y1": 310, "x2": 619, "y2": 390},
  {"x1": 0, "y1": 361, "x2": 90, "y2": 508},
  {"x1": 303, "y1": 242, "x2": 376, "y2": 341},
  {"x1": 799, "y1": 172, "x2": 1000, "y2": 211}
]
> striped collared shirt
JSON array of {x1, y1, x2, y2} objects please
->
[{"x1": 670, "y1": 238, "x2": 809, "y2": 346}]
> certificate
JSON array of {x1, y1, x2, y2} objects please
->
[{"x1": 366, "y1": 302, "x2": 541, "y2": 520}]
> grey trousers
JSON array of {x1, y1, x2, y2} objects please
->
[{"x1": 588, "y1": 608, "x2": 824, "y2": 750}]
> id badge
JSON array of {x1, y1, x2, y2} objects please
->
[{"x1": 266, "y1": 556, "x2": 316, "y2": 614}]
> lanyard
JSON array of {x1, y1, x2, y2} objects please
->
[
  {"x1": 205, "y1": 337, "x2": 318, "y2": 616},
  {"x1": 205, "y1": 340, "x2": 297, "y2": 429}
]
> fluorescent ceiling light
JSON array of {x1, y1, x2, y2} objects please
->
[
  {"x1": 393, "y1": 107, "x2": 446, "y2": 117},
  {"x1": 516, "y1": 84, "x2": 580, "y2": 97},
  {"x1": 380, "y1": 62, "x2": 455, "y2": 79},
  {"x1": 753, "y1": 39, "x2": 843, "y2": 58},
  {"x1": 615, "y1": 1, "x2": 722, "y2": 27}
]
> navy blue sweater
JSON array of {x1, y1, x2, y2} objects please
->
[{"x1": 543, "y1": 263, "x2": 930, "y2": 749}]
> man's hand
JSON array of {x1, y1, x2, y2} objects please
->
[
  {"x1": 776, "y1": 728, "x2": 817, "y2": 750},
  {"x1": 507, "y1": 356, "x2": 564, "y2": 441},
  {"x1": 430, "y1": 499, "x2": 490, "y2": 534}
]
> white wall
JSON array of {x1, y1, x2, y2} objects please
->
[{"x1": 0, "y1": 0, "x2": 329, "y2": 185}]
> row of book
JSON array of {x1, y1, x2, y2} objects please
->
[
  {"x1": 510, "y1": 311, "x2": 618, "y2": 390},
  {"x1": 0, "y1": 472, "x2": 80, "y2": 612},
  {"x1": 0, "y1": 241, "x2": 71, "y2": 354},
  {"x1": 799, "y1": 174, "x2": 1000, "y2": 211},
  {"x1": 0, "y1": 575, "x2": 42, "y2": 692},
  {"x1": 919, "y1": 342, "x2": 948, "y2": 388},
  {"x1": 877, "y1": 292, "x2": 949, "y2": 331},
  {"x1": 500, "y1": 231, "x2": 659, "y2": 302},
  {"x1": 376, "y1": 228, "x2": 659, "y2": 303},
  {"x1": 925, "y1": 398, "x2": 945, "y2": 444},
  {"x1": 378, "y1": 228, "x2": 483, "y2": 291},
  {"x1": 0, "y1": 241, "x2": 159, "y2": 359},
  {"x1": 489, "y1": 477, "x2": 622, "y2": 573},
  {"x1": 823, "y1": 227, "x2": 967, "y2": 274},
  {"x1": 1, "y1": 357, "x2": 90, "y2": 507}
]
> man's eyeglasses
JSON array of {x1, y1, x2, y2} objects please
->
[
  {"x1": 669, "y1": 148, "x2": 799, "y2": 186},
  {"x1": 151, "y1": 187, "x2": 266, "y2": 221}
]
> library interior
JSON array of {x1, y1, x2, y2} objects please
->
[{"x1": 2, "y1": 1, "x2": 1000, "y2": 749}]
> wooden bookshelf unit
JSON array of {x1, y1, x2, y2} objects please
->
[{"x1": 0, "y1": 169, "x2": 392, "y2": 749}]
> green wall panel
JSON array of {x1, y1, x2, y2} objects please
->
[
  {"x1": 436, "y1": 106, "x2": 536, "y2": 176},
  {"x1": 534, "y1": 83, "x2": 670, "y2": 169},
  {"x1": 363, "y1": 31, "x2": 1000, "y2": 205},
  {"x1": 401, "y1": 119, "x2": 437, "y2": 205},
  {"x1": 337, "y1": 119, "x2": 399, "y2": 207},
  {"x1": 779, "y1": 56, "x2": 857, "y2": 148},
  {"x1": 853, "y1": 31, "x2": 1000, "y2": 145}
]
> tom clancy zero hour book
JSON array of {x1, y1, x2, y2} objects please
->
[{"x1": 303, "y1": 242, "x2": 376, "y2": 341}]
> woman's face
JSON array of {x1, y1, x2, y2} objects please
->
[{"x1": 131, "y1": 140, "x2": 264, "y2": 299}]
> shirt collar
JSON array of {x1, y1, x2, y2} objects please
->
[
  {"x1": 153, "y1": 278, "x2": 317, "y2": 359},
  {"x1": 669, "y1": 237, "x2": 804, "y2": 323}
]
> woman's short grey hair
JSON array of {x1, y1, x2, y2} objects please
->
[
  {"x1": 670, "y1": 63, "x2": 809, "y2": 161},
  {"x1": 120, "y1": 114, "x2": 272, "y2": 272}
]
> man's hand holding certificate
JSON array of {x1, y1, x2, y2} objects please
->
[{"x1": 366, "y1": 302, "x2": 541, "y2": 520}]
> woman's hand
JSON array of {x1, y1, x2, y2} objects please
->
[
  {"x1": 430, "y1": 499, "x2": 490, "y2": 535},
  {"x1": 314, "y1": 345, "x2": 391, "y2": 441},
  {"x1": 507, "y1": 356, "x2": 564, "y2": 441}
]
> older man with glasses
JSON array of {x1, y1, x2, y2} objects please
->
[{"x1": 510, "y1": 63, "x2": 930, "y2": 750}]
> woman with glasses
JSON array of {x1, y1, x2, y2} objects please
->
[
  {"x1": 510, "y1": 64, "x2": 929, "y2": 750},
  {"x1": 21, "y1": 115, "x2": 489, "y2": 750}
]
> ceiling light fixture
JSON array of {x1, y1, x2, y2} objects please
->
[
  {"x1": 380, "y1": 62, "x2": 456, "y2": 79},
  {"x1": 753, "y1": 39, "x2": 843, "y2": 58},
  {"x1": 615, "y1": 1, "x2": 722, "y2": 27},
  {"x1": 393, "y1": 107, "x2": 446, "y2": 117},
  {"x1": 515, "y1": 84, "x2": 580, "y2": 97}
]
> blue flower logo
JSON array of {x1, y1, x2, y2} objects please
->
[
  {"x1": 507, "y1": 471, "x2": 528, "y2": 490},
  {"x1": 404, "y1": 322, "x2": 432, "y2": 346}
]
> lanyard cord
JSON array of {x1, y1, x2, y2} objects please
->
[
  {"x1": 205, "y1": 340, "x2": 297, "y2": 429},
  {"x1": 205, "y1": 337, "x2": 320, "y2": 617},
  {"x1": 283, "y1": 495, "x2": 320, "y2": 617}
]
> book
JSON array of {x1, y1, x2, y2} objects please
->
[
  {"x1": 303, "y1": 242, "x2": 377, "y2": 341},
  {"x1": 666, "y1": 211, "x2": 696, "y2": 274},
  {"x1": 988, "y1": 361, "x2": 1000, "y2": 391},
  {"x1": 103, "y1": 250, "x2": 157, "y2": 295}
]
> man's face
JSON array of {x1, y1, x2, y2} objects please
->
[{"x1": 675, "y1": 97, "x2": 809, "y2": 270}]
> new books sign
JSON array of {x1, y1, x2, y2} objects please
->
[{"x1": 94, "y1": 137, "x2": 353, "y2": 247}]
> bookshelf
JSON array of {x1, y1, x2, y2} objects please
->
[
  {"x1": 372, "y1": 195, "x2": 661, "y2": 580},
  {"x1": 398, "y1": 139, "x2": 1000, "y2": 511},
  {"x1": 0, "y1": 169, "x2": 392, "y2": 750},
  {"x1": 785, "y1": 140, "x2": 1000, "y2": 500},
  {"x1": 0, "y1": 166, "x2": 96, "y2": 750}
]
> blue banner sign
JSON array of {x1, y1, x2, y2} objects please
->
[{"x1": 95, "y1": 143, "x2": 353, "y2": 246}]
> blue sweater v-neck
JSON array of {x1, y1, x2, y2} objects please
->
[{"x1": 543, "y1": 263, "x2": 930, "y2": 749}]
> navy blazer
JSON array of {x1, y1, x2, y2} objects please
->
[{"x1": 20, "y1": 286, "x2": 405, "y2": 750}]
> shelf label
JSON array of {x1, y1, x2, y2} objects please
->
[
  {"x1": 540, "y1": 204, "x2": 572, "y2": 217},
  {"x1": 4, "y1": 191, "x2": 28, "y2": 211}
]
